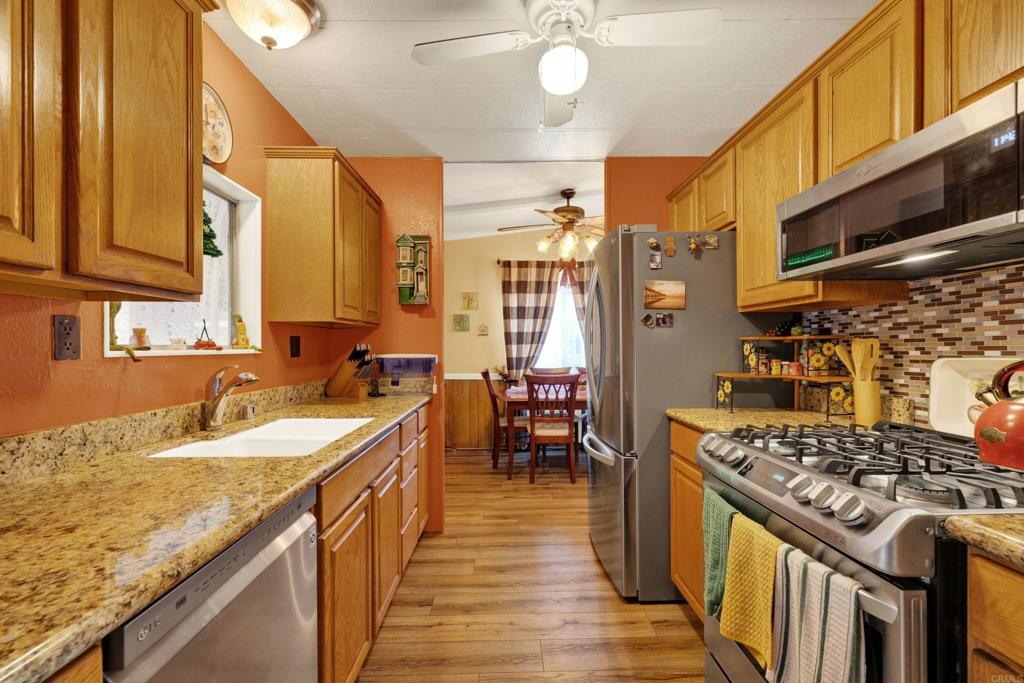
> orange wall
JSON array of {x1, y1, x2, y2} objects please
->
[
  {"x1": 604, "y1": 156, "x2": 706, "y2": 231},
  {"x1": 332, "y1": 157, "x2": 446, "y2": 531}
]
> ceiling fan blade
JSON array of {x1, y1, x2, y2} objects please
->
[
  {"x1": 592, "y1": 9, "x2": 723, "y2": 47},
  {"x1": 535, "y1": 209, "x2": 571, "y2": 223},
  {"x1": 543, "y1": 91, "x2": 575, "y2": 128},
  {"x1": 496, "y1": 223, "x2": 555, "y2": 232},
  {"x1": 412, "y1": 30, "x2": 533, "y2": 65}
]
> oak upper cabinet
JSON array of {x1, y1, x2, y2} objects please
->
[
  {"x1": 371, "y1": 457, "x2": 402, "y2": 633},
  {"x1": 967, "y1": 550, "x2": 1024, "y2": 677},
  {"x1": 817, "y1": 0, "x2": 919, "y2": 179},
  {"x1": 736, "y1": 83, "x2": 821, "y2": 310},
  {"x1": 669, "y1": 423, "x2": 704, "y2": 620},
  {"x1": 265, "y1": 148, "x2": 382, "y2": 327},
  {"x1": 319, "y1": 490, "x2": 373, "y2": 683},
  {"x1": 698, "y1": 148, "x2": 736, "y2": 231},
  {"x1": 0, "y1": 0, "x2": 216, "y2": 301},
  {"x1": 668, "y1": 181, "x2": 699, "y2": 231},
  {"x1": 925, "y1": 0, "x2": 1024, "y2": 125}
]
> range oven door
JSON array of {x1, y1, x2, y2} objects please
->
[
  {"x1": 702, "y1": 474, "x2": 929, "y2": 683},
  {"x1": 585, "y1": 431, "x2": 637, "y2": 597}
]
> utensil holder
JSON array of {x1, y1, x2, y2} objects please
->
[{"x1": 853, "y1": 381, "x2": 881, "y2": 426}]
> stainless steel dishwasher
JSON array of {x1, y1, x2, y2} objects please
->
[{"x1": 103, "y1": 487, "x2": 318, "y2": 683}]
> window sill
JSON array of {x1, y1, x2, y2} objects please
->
[{"x1": 104, "y1": 348, "x2": 262, "y2": 359}]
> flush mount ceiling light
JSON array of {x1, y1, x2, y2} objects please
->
[
  {"x1": 411, "y1": 0, "x2": 722, "y2": 127},
  {"x1": 225, "y1": 0, "x2": 322, "y2": 50}
]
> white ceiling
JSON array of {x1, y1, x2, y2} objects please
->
[
  {"x1": 205, "y1": 0, "x2": 875, "y2": 162},
  {"x1": 444, "y1": 161, "x2": 603, "y2": 240}
]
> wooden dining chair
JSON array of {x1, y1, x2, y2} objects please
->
[
  {"x1": 524, "y1": 372, "x2": 581, "y2": 484},
  {"x1": 528, "y1": 366, "x2": 572, "y2": 375},
  {"x1": 482, "y1": 370, "x2": 529, "y2": 470}
]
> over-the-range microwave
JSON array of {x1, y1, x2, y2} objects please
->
[{"x1": 777, "y1": 78, "x2": 1024, "y2": 280}]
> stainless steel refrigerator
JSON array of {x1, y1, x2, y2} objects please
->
[{"x1": 583, "y1": 226, "x2": 787, "y2": 601}]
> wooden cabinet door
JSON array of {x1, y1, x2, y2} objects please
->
[
  {"x1": 66, "y1": 0, "x2": 204, "y2": 293},
  {"x1": 735, "y1": 82, "x2": 819, "y2": 310},
  {"x1": 371, "y1": 457, "x2": 402, "y2": 633},
  {"x1": 319, "y1": 489, "x2": 373, "y2": 683},
  {"x1": 698, "y1": 149, "x2": 736, "y2": 231},
  {"x1": 362, "y1": 194, "x2": 382, "y2": 324},
  {"x1": 968, "y1": 551, "x2": 1024, "y2": 672},
  {"x1": 417, "y1": 428, "x2": 430, "y2": 535},
  {"x1": 0, "y1": 0, "x2": 59, "y2": 271},
  {"x1": 970, "y1": 650, "x2": 1023, "y2": 682},
  {"x1": 817, "y1": 0, "x2": 918, "y2": 179},
  {"x1": 670, "y1": 453, "x2": 704, "y2": 620},
  {"x1": 669, "y1": 182, "x2": 699, "y2": 231},
  {"x1": 335, "y1": 165, "x2": 363, "y2": 321},
  {"x1": 946, "y1": 0, "x2": 1024, "y2": 115}
]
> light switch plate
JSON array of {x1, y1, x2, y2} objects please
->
[{"x1": 54, "y1": 315, "x2": 81, "y2": 360}]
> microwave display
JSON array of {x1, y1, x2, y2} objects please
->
[{"x1": 781, "y1": 116, "x2": 1021, "y2": 274}]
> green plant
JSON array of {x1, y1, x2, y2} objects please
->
[{"x1": 202, "y1": 201, "x2": 223, "y2": 257}]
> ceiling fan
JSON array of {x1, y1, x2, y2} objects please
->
[
  {"x1": 411, "y1": 0, "x2": 723, "y2": 128},
  {"x1": 498, "y1": 189, "x2": 605, "y2": 259}
]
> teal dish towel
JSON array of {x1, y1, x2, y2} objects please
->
[{"x1": 703, "y1": 488, "x2": 739, "y2": 617}]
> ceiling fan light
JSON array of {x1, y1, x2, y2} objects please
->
[
  {"x1": 225, "y1": 0, "x2": 321, "y2": 50},
  {"x1": 557, "y1": 231, "x2": 578, "y2": 259},
  {"x1": 536, "y1": 237, "x2": 552, "y2": 253},
  {"x1": 583, "y1": 235, "x2": 599, "y2": 252},
  {"x1": 538, "y1": 44, "x2": 588, "y2": 96}
]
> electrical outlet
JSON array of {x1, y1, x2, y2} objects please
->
[
  {"x1": 54, "y1": 315, "x2": 81, "y2": 360},
  {"x1": 289, "y1": 335, "x2": 301, "y2": 358}
]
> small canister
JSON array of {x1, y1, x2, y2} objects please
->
[
  {"x1": 788, "y1": 361, "x2": 803, "y2": 377},
  {"x1": 770, "y1": 359, "x2": 783, "y2": 375},
  {"x1": 758, "y1": 353, "x2": 770, "y2": 375}
]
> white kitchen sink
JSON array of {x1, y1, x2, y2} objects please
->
[{"x1": 150, "y1": 418, "x2": 373, "y2": 458}]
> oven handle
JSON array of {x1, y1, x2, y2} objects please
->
[{"x1": 857, "y1": 587, "x2": 898, "y2": 624}]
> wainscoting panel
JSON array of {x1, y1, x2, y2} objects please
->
[{"x1": 443, "y1": 379, "x2": 494, "y2": 450}]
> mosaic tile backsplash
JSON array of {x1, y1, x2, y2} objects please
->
[{"x1": 802, "y1": 263, "x2": 1024, "y2": 426}]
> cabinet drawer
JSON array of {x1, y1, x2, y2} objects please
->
[
  {"x1": 417, "y1": 405, "x2": 429, "y2": 433},
  {"x1": 400, "y1": 439, "x2": 417, "y2": 481},
  {"x1": 670, "y1": 422, "x2": 703, "y2": 464},
  {"x1": 401, "y1": 467, "x2": 419, "y2": 526},
  {"x1": 969, "y1": 551, "x2": 1024, "y2": 669},
  {"x1": 318, "y1": 427, "x2": 399, "y2": 527},
  {"x1": 399, "y1": 413, "x2": 418, "y2": 451},
  {"x1": 401, "y1": 508, "x2": 418, "y2": 571}
]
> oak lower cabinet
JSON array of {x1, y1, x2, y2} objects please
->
[
  {"x1": 967, "y1": 550, "x2": 1024, "y2": 677},
  {"x1": 417, "y1": 427, "x2": 430, "y2": 535},
  {"x1": 371, "y1": 457, "x2": 402, "y2": 633},
  {"x1": 265, "y1": 147, "x2": 382, "y2": 327},
  {"x1": 669, "y1": 423, "x2": 705, "y2": 621},
  {"x1": 817, "y1": 0, "x2": 918, "y2": 179},
  {"x1": 319, "y1": 490, "x2": 373, "y2": 683},
  {"x1": 0, "y1": 0, "x2": 216, "y2": 301},
  {"x1": 46, "y1": 645, "x2": 102, "y2": 683},
  {"x1": 925, "y1": 0, "x2": 1024, "y2": 125}
]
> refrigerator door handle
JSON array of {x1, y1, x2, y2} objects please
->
[{"x1": 583, "y1": 432, "x2": 617, "y2": 467}]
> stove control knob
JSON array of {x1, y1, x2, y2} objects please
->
[
  {"x1": 715, "y1": 444, "x2": 739, "y2": 461},
  {"x1": 786, "y1": 474, "x2": 815, "y2": 503},
  {"x1": 722, "y1": 448, "x2": 746, "y2": 467},
  {"x1": 809, "y1": 482, "x2": 839, "y2": 511},
  {"x1": 831, "y1": 493, "x2": 872, "y2": 527}
]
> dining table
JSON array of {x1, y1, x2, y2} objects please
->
[{"x1": 496, "y1": 384, "x2": 589, "y2": 478}]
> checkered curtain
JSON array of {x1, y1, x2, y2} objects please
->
[
  {"x1": 500, "y1": 260, "x2": 560, "y2": 381},
  {"x1": 564, "y1": 260, "x2": 592, "y2": 331}
]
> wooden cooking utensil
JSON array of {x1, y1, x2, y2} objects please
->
[
  {"x1": 863, "y1": 338, "x2": 880, "y2": 381},
  {"x1": 851, "y1": 338, "x2": 872, "y2": 381},
  {"x1": 836, "y1": 344, "x2": 856, "y2": 377}
]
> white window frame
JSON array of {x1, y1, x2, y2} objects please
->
[{"x1": 103, "y1": 166, "x2": 262, "y2": 358}]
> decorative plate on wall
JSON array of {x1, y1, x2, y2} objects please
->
[{"x1": 201, "y1": 83, "x2": 233, "y2": 164}]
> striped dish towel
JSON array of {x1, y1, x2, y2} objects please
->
[
  {"x1": 702, "y1": 489, "x2": 739, "y2": 618},
  {"x1": 767, "y1": 545, "x2": 866, "y2": 683}
]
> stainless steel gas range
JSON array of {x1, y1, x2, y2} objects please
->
[{"x1": 698, "y1": 421, "x2": 1024, "y2": 683}]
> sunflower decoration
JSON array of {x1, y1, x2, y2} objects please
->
[
  {"x1": 821, "y1": 341, "x2": 836, "y2": 357},
  {"x1": 743, "y1": 342, "x2": 754, "y2": 355},
  {"x1": 843, "y1": 396, "x2": 854, "y2": 413},
  {"x1": 723, "y1": 380, "x2": 733, "y2": 394},
  {"x1": 746, "y1": 352, "x2": 757, "y2": 370},
  {"x1": 809, "y1": 352, "x2": 828, "y2": 370},
  {"x1": 717, "y1": 388, "x2": 726, "y2": 403},
  {"x1": 830, "y1": 385, "x2": 847, "y2": 402}
]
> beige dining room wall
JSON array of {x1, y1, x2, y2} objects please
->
[{"x1": 443, "y1": 230, "x2": 561, "y2": 376}]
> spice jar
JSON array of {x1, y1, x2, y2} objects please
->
[
  {"x1": 770, "y1": 359, "x2": 783, "y2": 375},
  {"x1": 788, "y1": 361, "x2": 803, "y2": 377},
  {"x1": 757, "y1": 353, "x2": 770, "y2": 375}
]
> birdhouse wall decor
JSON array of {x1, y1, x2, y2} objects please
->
[{"x1": 396, "y1": 234, "x2": 430, "y2": 305}]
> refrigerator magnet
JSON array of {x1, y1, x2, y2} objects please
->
[
  {"x1": 687, "y1": 235, "x2": 701, "y2": 256},
  {"x1": 647, "y1": 237, "x2": 661, "y2": 251},
  {"x1": 640, "y1": 313, "x2": 656, "y2": 329},
  {"x1": 649, "y1": 250, "x2": 663, "y2": 269},
  {"x1": 704, "y1": 234, "x2": 719, "y2": 250},
  {"x1": 664, "y1": 236, "x2": 677, "y2": 257},
  {"x1": 656, "y1": 313, "x2": 674, "y2": 328},
  {"x1": 643, "y1": 280, "x2": 686, "y2": 309}
]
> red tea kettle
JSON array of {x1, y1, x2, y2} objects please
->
[{"x1": 968, "y1": 360, "x2": 1024, "y2": 470}]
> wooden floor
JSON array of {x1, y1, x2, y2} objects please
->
[{"x1": 358, "y1": 449, "x2": 706, "y2": 682}]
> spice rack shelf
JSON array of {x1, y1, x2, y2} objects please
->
[{"x1": 715, "y1": 335, "x2": 855, "y2": 417}]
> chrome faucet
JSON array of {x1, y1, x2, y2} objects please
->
[{"x1": 204, "y1": 365, "x2": 260, "y2": 431}]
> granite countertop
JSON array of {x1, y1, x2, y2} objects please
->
[
  {"x1": 0, "y1": 394, "x2": 429, "y2": 683},
  {"x1": 666, "y1": 407, "x2": 853, "y2": 433},
  {"x1": 944, "y1": 516, "x2": 1024, "y2": 572}
]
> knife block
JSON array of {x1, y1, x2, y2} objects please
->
[{"x1": 853, "y1": 381, "x2": 881, "y2": 426}]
